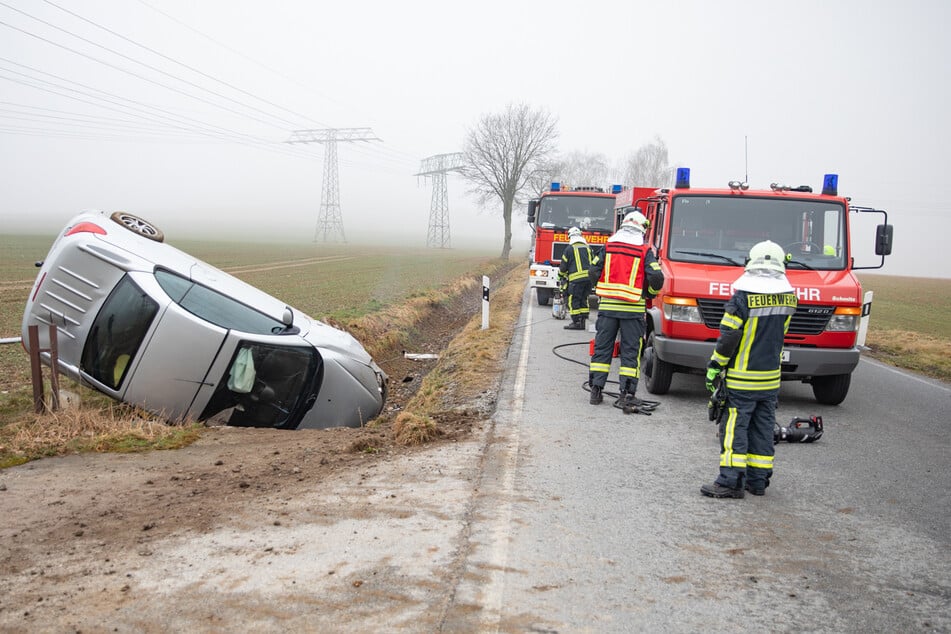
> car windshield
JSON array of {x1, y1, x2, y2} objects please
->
[
  {"x1": 155, "y1": 269, "x2": 287, "y2": 334},
  {"x1": 538, "y1": 195, "x2": 615, "y2": 232},
  {"x1": 81, "y1": 275, "x2": 159, "y2": 389},
  {"x1": 667, "y1": 195, "x2": 847, "y2": 270},
  {"x1": 199, "y1": 343, "x2": 320, "y2": 429}
]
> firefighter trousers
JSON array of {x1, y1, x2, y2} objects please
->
[
  {"x1": 566, "y1": 280, "x2": 591, "y2": 322},
  {"x1": 589, "y1": 312, "x2": 645, "y2": 395},
  {"x1": 715, "y1": 388, "x2": 777, "y2": 490}
]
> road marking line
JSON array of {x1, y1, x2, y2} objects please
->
[
  {"x1": 860, "y1": 357, "x2": 951, "y2": 393},
  {"x1": 480, "y1": 289, "x2": 532, "y2": 631}
]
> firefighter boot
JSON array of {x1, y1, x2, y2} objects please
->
[
  {"x1": 700, "y1": 481, "x2": 745, "y2": 499},
  {"x1": 564, "y1": 319, "x2": 584, "y2": 330},
  {"x1": 745, "y1": 482, "x2": 766, "y2": 496},
  {"x1": 589, "y1": 385, "x2": 603, "y2": 405}
]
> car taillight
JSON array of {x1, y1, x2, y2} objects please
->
[{"x1": 64, "y1": 222, "x2": 106, "y2": 236}]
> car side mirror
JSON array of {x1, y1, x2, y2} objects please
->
[
  {"x1": 875, "y1": 224, "x2": 893, "y2": 256},
  {"x1": 282, "y1": 307, "x2": 293, "y2": 326},
  {"x1": 527, "y1": 199, "x2": 538, "y2": 223}
]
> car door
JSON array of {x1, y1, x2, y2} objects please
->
[{"x1": 122, "y1": 297, "x2": 228, "y2": 421}]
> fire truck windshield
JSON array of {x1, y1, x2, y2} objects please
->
[
  {"x1": 538, "y1": 195, "x2": 615, "y2": 232},
  {"x1": 667, "y1": 195, "x2": 847, "y2": 270}
]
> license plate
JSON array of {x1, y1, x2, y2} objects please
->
[{"x1": 781, "y1": 349, "x2": 790, "y2": 362}]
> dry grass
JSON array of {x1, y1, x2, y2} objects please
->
[
  {"x1": 864, "y1": 328, "x2": 951, "y2": 381},
  {"x1": 390, "y1": 264, "x2": 527, "y2": 446},
  {"x1": 1, "y1": 400, "x2": 201, "y2": 468}
]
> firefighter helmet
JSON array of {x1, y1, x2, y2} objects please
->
[
  {"x1": 621, "y1": 211, "x2": 649, "y2": 233},
  {"x1": 746, "y1": 240, "x2": 787, "y2": 274},
  {"x1": 568, "y1": 226, "x2": 582, "y2": 237}
]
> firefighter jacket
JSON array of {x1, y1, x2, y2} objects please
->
[
  {"x1": 589, "y1": 235, "x2": 663, "y2": 314},
  {"x1": 559, "y1": 241, "x2": 597, "y2": 283},
  {"x1": 709, "y1": 289, "x2": 798, "y2": 391}
]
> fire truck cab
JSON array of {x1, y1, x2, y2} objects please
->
[
  {"x1": 629, "y1": 169, "x2": 893, "y2": 405},
  {"x1": 526, "y1": 183, "x2": 619, "y2": 306}
]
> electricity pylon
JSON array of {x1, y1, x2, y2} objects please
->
[
  {"x1": 416, "y1": 152, "x2": 465, "y2": 249},
  {"x1": 287, "y1": 128, "x2": 380, "y2": 243}
]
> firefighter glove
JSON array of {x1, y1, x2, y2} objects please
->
[{"x1": 705, "y1": 367, "x2": 722, "y2": 393}]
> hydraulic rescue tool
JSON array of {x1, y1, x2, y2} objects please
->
[
  {"x1": 774, "y1": 415, "x2": 824, "y2": 443},
  {"x1": 708, "y1": 377, "x2": 823, "y2": 442}
]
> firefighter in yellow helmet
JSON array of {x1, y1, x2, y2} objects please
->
[
  {"x1": 701, "y1": 240, "x2": 798, "y2": 499},
  {"x1": 558, "y1": 227, "x2": 597, "y2": 330},
  {"x1": 587, "y1": 211, "x2": 664, "y2": 407}
]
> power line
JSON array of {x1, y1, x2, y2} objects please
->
[
  {"x1": 0, "y1": 14, "x2": 296, "y2": 132},
  {"x1": 37, "y1": 0, "x2": 330, "y2": 130}
]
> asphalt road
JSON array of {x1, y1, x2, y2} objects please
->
[{"x1": 444, "y1": 289, "x2": 951, "y2": 633}]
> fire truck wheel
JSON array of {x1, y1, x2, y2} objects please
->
[
  {"x1": 811, "y1": 373, "x2": 851, "y2": 405},
  {"x1": 643, "y1": 332, "x2": 672, "y2": 395},
  {"x1": 536, "y1": 288, "x2": 553, "y2": 306},
  {"x1": 110, "y1": 211, "x2": 165, "y2": 242}
]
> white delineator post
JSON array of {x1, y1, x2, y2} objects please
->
[
  {"x1": 482, "y1": 275, "x2": 490, "y2": 330},
  {"x1": 856, "y1": 290, "x2": 873, "y2": 348}
]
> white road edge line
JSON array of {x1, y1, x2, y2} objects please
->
[
  {"x1": 860, "y1": 356, "x2": 951, "y2": 393},
  {"x1": 480, "y1": 291, "x2": 532, "y2": 632}
]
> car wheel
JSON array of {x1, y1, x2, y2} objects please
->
[
  {"x1": 110, "y1": 211, "x2": 165, "y2": 242},
  {"x1": 536, "y1": 288, "x2": 553, "y2": 306}
]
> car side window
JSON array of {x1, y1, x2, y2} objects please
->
[
  {"x1": 81, "y1": 275, "x2": 159, "y2": 389},
  {"x1": 154, "y1": 269, "x2": 286, "y2": 335}
]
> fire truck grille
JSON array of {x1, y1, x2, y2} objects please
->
[{"x1": 696, "y1": 299, "x2": 832, "y2": 335}]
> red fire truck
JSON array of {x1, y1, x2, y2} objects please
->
[
  {"x1": 624, "y1": 168, "x2": 893, "y2": 405},
  {"x1": 526, "y1": 183, "x2": 654, "y2": 306}
]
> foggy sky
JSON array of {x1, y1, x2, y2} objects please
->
[{"x1": 1, "y1": 0, "x2": 948, "y2": 277}]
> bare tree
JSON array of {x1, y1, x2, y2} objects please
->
[
  {"x1": 561, "y1": 151, "x2": 613, "y2": 188},
  {"x1": 622, "y1": 136, "x2": 674, "y2": 187},
  {"x1": 461, "y1": 103, "x2": 558, "y2": 260},
  {"x1": 526, "y1": 151, "x2": 613, "y2": 196}
]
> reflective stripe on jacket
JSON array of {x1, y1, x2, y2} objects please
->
[
  {"x1": 560, "y1": 243, "x2": 595, "y2": 282},
  {"x1": 595, "y1": 241, "x2": 648, "y2": 303},
  {"x1": 710, "y1": 290, "x2": 797, "y2": 391}
]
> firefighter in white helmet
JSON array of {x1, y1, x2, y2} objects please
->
[
  {"x1": 558, "y1": 227, "x2": 597, "y2": 330},
  {"x1": 701, "y1": 240, "x2": 797, "y2": 499},
  {"x1": 587, "y1": 211, "x2": 664, "y2": 408}
]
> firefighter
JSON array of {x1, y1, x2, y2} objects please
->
[
  {"x1": 559, "y1": 227, "x2": 597, "y2": 330},
  {"x1": 587, "y1": 211, "x2": 664, "y2": 407},
  {"x1": 701, "y1": 240, "x2": 798, "y2": 499}
]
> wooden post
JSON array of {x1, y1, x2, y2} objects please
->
[
  {"x1": 28, "y1": 325, "x2": 44, "y2": 413},
  {"x1": 27, "y1": 324, "x2": 61, "y2": 413}
]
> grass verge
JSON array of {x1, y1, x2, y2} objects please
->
[{"x1": 391, "y1": 263, "x2": 526, "y2": 446}]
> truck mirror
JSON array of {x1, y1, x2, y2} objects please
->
[
  {"x1": 527, "y1": 200, "x2": 538, "y2": 223},
  {"x1": 875, "y1": 224, "x2": 893, "y2": 256}
]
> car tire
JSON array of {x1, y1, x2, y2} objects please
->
[
  {"x1": 536, "y1": 288, "x2": 552, "y2": 306},
  {"x1": 110, "y1": 211, "x2": 165, "y2": 242}
]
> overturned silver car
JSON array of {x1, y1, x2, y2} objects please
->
[{"x1": 22, "y1": 211, "x2": 387, "y2": 429}]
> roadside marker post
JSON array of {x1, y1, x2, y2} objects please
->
[
  {"x1": 482, "y1": 276, "x2": 490, "y2": 330},
  {"x1": 27, "y1": 324, "x2": 61, "y2": 413}
]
